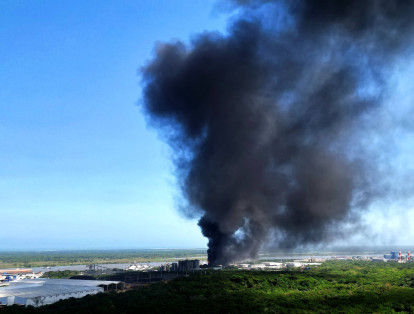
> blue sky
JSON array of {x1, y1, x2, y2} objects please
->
[
  {"x1": 1, "y1": 1, "x2": 414, "y2": 251},
  {"x1": 0, "y1": 0, "x2": 230, "y2": 250}
]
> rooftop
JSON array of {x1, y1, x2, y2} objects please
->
[
  {"x1": 0, "y1": 285, "x2": 102, "y2": 298},
  {"x1": 0, "y1": 278, "x2": 121, "y2": 299}
]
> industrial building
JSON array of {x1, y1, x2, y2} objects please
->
[
  {"x1": 0, "y1": 269, "x2": 43, "y2": 283},
  {"x1": 178, "y1": 260, "x2": 200, "y2": 271},
  {"x1": 384, "y1": 251, "x2": 412, "y2": 261},
  {"x1": 0, "y1": 278, "x2": 122, "y2": 307},
  {"x1": 158, "y1": 260, "x2": 200, "y2": 272},
  {"x1": 171, "y1": 262, "x2": 178, "y2": 271},
  {"x1": 234, "y1": 261, "x2": 322, "y2": 270}
]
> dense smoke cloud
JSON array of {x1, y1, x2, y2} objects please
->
[{"x1": 141, "y1": 0, "x2": 414, "y2": 264}]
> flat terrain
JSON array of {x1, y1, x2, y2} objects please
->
[
  {"x1": 2, "y1": 261, "x2": 414, "y2": 313},
  {"x1": 0, "y1": 250, "x2": 206, "y2": 268}
]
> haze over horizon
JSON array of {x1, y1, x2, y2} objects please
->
[{"x1": 2, "y1": 0, "x2": 414, "y2": 252}]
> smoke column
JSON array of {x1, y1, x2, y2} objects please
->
[{"x1": 141, "y1": 0, "x2": 414, "y2": 264}]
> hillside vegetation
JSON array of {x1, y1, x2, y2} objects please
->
[{"x1": 2, "y1": 261, "x2": 414, "y2": 313}]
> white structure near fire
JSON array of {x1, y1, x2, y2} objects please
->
[
  {"x1": 234, "y1": 261, "x2": 322, "y2": 269},
  {"x1": 127, "y1": 263, "x2": 151, "y2": 271}
]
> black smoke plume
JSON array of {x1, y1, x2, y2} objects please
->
[{"x1": 141, "y1": 0, "x2": 414, "y2": 264}]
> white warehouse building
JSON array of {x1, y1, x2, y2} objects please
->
[{"x1": 0, "y1": 279, "x2": 121, "y2": 307}]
